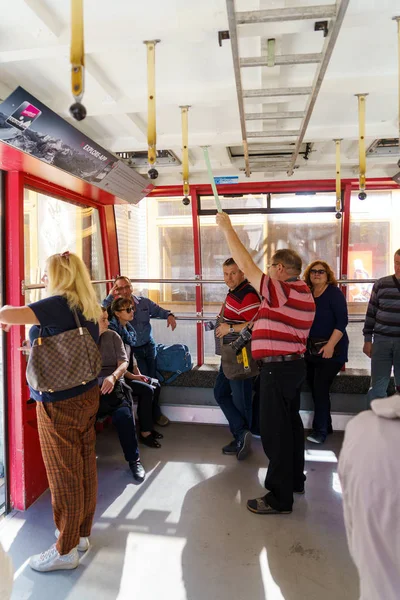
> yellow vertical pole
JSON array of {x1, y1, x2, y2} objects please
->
[
  {"x1": 334, "y1": 139, "x2": 342, "y2": 218},
  {"x1": 393, "y1": 17, "x2": 400, "y2": 147},
  {"x1": 180, "y1": 106, "x2": 190, "y2": 200},
  {"x1": 70, "y1": 0, "x2": 86, "y2": 119},
  {"x1": 355, "y1": 94, "x2": 368, "y2": 199},
  {"x1": 144, "y1": 40, "x2": 160, "y2": 171}
]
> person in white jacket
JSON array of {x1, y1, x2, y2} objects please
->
[
  {"x1": 338, "y1": 393, "x2": 400, "y2": 600},
  {"x1": 0, "y1": 541, "x2": 13, "y2": 599}
]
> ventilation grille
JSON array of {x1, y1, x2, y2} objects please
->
[{"x1": 115, "y1": 149, "x2": 181, "y2": 167}]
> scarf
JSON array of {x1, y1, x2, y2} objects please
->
[{"x1": 108, "y1": 316, "x2": 137, "y2": 347}]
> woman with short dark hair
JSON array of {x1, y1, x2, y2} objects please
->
[
  {"x1": 303, "y1": 260, "x2": 349, "y2": 444},
  {"x1": 109, "y1": 297, "x2": 164, "y2": 448}
]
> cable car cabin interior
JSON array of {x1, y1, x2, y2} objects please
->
[{"x1": 0, "y1": 0, "x2": 400, "y2": 598}]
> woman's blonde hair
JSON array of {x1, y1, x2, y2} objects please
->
[
  {"x1": 46, "y1": 252, "x2": 102, "y2": 322},
  {"x1": 303, "y1": 260, "x2": 338, "y2": 290}
]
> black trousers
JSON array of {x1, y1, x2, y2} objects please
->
[
  {"x1": 125, "y1": 379, "x2": 162, "y2": 432},
  {"x1": 259, "y1": 359, "x2": 306, "y2": 512},
  {"x1": 305, "y1": 356, "x2": 343, "y2": 439},
  {"x1": 98, "y1": 384, "x2": 139, "y2": 463}
]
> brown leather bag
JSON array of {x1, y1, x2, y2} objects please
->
[
  {"x1": 218, "y1": 302, "x2": 259, "y2": 380},
  {"x1": 26, "y1": 308, "x2": 102, "y2": 393}
]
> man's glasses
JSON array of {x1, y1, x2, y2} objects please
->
[
  {"x1": 310, "y1": 269, "x2": 326, "y2": 275},
  {"x1": 116, "y1": 284, "x2": 132, "y2": 292},
  {"x1": 268, "y1": 263, "x2": 279, "y2": 269}
]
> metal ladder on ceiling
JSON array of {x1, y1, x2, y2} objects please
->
[{"x1": 226, "y1": 1, "x2": 350, "y2": 177}]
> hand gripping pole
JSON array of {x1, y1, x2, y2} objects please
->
[
  {"x1": 144, "y1": 40, "x2": 160, "y2": 177},
  {"x1": 202, "y1": 147, "x2": 222, "y2": 213},
  {"x1": 355, "y1": 94, "x2": 368, "y2": 200},
  {"x1": 180, "y1": 106, "x2": 191, "y2": 202},
  {"x1": 333, "y1": 139, "x2": 343, "y2": 219},
  {"x1": 70, "y1": 0, "x2": 86, "y2": 120}
]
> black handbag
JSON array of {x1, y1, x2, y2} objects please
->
[{"x1": 307, "y1": 337, "x2": 340, "y2": 357}]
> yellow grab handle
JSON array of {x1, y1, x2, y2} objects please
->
[
  {"x1": 144, "y1": 40, "x2": 160, "y2": 166},
  {"x1": 180, "y1": 106, "x2": 190, "y2": 197},
  {"x1": 70, "y1": 0, "x2": 85, "y2": 100},
  {"x1": 334, "y1": 139, "x2": 342, "y2": 214},
  {"x1": 355, "y1": 94, "x2": 368, "y2": 192}
]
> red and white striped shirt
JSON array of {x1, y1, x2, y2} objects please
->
[{"x1": 251, "y1": 274, "x2": 315, "y2": 359}]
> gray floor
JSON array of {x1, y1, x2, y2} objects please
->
[{"x1": 0, "y1": 423, "x2": 359, "y2": 600}]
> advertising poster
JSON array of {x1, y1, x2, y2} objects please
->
[{"x1": 0, "y1": 87, "x2": 154, "y2": 204}]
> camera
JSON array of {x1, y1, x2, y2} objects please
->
[
  {"x1": 358, "y1": 191, "x2": 367, "y2": 200},
  {"x1": 69, "y1": 102, "x2": 87, "y2": 121},
  {"x1": 231, "y1": 325, "x2": 252, "y2": 354},
  {"x1": 182, "y1": 196, "x2": 190, "y2": 206}
]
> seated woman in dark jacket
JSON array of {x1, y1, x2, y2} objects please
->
[
  {"x1": 303, "y1": 260, "x2": 349, "y2": 444},
  {"x1": 98, "y1": 309, "x2": 145, "y2": 482},
  {"x1": 108, "y1": 298, "x2": 164, "y2": 448}
]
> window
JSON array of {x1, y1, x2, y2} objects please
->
[
  {"x1": 115, "y1": 198, "x2": 198, "y2": 361},
  {"x1": 346, "y1": 189, "x2": 400, "y2": 369},
  {"x1": 200, "y1": 200, "x2": 341, "y2": 362},
  {"x1": 23, "y1": 189, "x2": 107, "y2": 304}
]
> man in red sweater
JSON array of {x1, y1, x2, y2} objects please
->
[
  {"x1": 217, "y1": 213, "x2": 315, "y2": 515},
  {"x1": 214, "y1": 258, "x2": 260, "y2": 460}
]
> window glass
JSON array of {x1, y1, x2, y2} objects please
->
[
  {"x1": 200, "y1": 194, "x2": 267, "y2": 211},
  {"x1": 115, "y1": 198, "x2": 197, "y2": 358},
  {"x1": 346, "y1": 189, "x2": 400, "y2": 369},
  {"x1": 200, "y1": 210, "x2": 341, "y2": 362},
  {"x1": 24, "y1": 188, "x2": 106, "y2": 304}
]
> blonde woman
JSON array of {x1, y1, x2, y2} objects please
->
[{"x1": 0, "y1": 252, "x2": 101, "y2": 573}]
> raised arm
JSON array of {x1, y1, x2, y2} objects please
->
[{"x1": 216, "y1": 212, "x2": 263, "y2": 293}]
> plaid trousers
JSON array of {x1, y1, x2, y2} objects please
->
[{"x1": 36, "y1": 386, "x2": 99, "y2": 555}]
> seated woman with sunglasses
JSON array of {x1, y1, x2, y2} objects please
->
[
  {"x1": 303, "y1": 261, "x2": 349, "y2": 444},
  {"x1": 98, "y1": 308, "x2": 145, "y2": 481},
  {"x1": 108, "y1": 298, "x2": 163, "y2": 448}
]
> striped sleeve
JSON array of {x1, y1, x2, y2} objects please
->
[{"x1": 363, "y1": 280, "x2": 379, "y2": 341}]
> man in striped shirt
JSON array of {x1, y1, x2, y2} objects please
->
[
  {"x1": 214, "y1": 258, "x2": 260, "y2": 460},
  {"x1": 363, "y1": 249, "x2": 400, "y2": 403},
  {"x1": 216, "y1": 212, "x2": 315, "y2": 515}
]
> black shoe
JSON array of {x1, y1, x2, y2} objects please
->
[
  {"x1": 222, "y1": 439, "x2": 237, "y2": 455},
  {"x1": 236, "y1": 431, "x2": 252, "y2": 461},
  {"x1": 307, "y1": 431, "x2": 326, "y2": 444},
  {"x1": 247, "y1": 496, "x2": 292, "y2": 515},
  {"x1": 129, "y1": 460, "x2": 145, "y2": 483},
  {"x1": 151, "y1": 430, "x2": 163, "y2": 439},
  {"x1": 139, "y1": 434, "x2": 161, "y2": 448}
]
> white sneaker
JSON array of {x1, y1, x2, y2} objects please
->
[
  {"x1": 54, "y1": 529, "x2": 90, "y2": 552},
  {"x1": 29, "y1": 544, "x2": 79, "y2": 572}
]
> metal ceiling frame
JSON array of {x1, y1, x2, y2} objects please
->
[{"x1": 226, "y1": 0, "x2": 350, "y2": 177}]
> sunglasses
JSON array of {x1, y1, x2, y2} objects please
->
[
  {"x1": 120, "y1": 306, "x2": 133, "y2": 313},
  {"x1": 310, "y1": 269, "x2": 326, "y2": 275}
]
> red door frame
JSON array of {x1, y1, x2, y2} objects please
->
[
  {"x1": 5, "y1": 172, "x2": 119, "y2": 510},
  {"x1": 3, "y1": 170, "x2": 399, "y2": 509}
]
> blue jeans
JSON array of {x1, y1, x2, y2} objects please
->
[
  {"x1": 133, "y1": 340, "x2": 157, "y2": 379},
  {"x1": 367, "y1": 337, "x2": 400, "y2": 404},
  {"x1": 214, "y1": 364, "x2": 253, "y2": 440}
]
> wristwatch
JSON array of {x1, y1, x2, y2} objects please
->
[{"x1": 229, "y1": 326, "x2": 234, "y2": 334}]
